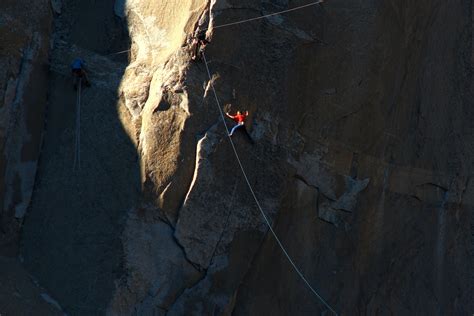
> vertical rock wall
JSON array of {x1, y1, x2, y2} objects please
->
[
  {"x1": 1, "y1": 0, "x2": 471, "y2": 314},
  {"x1": 0, "y1": 0, "x2": 52, "y2": 256},
  {"x1": 112, "y1": 0, "x2": 472, "y2": 314},
  {"x1": 20, "y1": 0, "x2": 138, "y2": 314},
  {"x1": 0, "y1": 1, "x2": 67, "y2": 314}
]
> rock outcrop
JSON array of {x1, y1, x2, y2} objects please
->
[
  {"x1": 1, "y1": 0, "x2": 472, "y2": 315},
  {"x1": 107, "y1": 0, "x2": 472, "y2": 314}
]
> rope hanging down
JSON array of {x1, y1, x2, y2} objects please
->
[
  {"x1": 202, "y1": 52, "x2": 338, "y2": 316},
  {"x1": 73, "y1": 78, "x2": 82, "y2": 171},
  {"x1": 105, "y1": 0, "x2": 324, "y2": 57}
]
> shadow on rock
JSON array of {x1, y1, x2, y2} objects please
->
[{"x1": 21, "y1": 0, "x2": 138, "y2": 314}]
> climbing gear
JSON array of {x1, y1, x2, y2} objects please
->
[
  {"x1": 106, "y1": 49, "x2": 131, "y2": 56},
  {"x1": 209, "y1": 1, "x2": 324, "y2": 30},
  {"x1": 202, "y1": 52, "x2": 337, "y2": 315},
  {"x1": 94, "y1": 0, "x2": 333, "y2": 312},
  {"x1": 102, "y1": 3, "x2": 324, "y2": 57},
  {"x1": 73, "y1": 78, "x2": 82, "y2": 171}
]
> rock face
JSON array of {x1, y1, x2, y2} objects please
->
[
  {"x1": 0, "y1": 256, "x2": 64, "y2": 315},
  {"x1": 0, "y1": 0, "x2": 52, "y2": 256},
  {"x1": 1, "y1": 0, "x2": 472, "y2": 315},
  {"x1": 21, "y1": 0, "x2": 138, "y2": 313},
  {"x1": 0, "y1": 1, "x2": 66, "y2": 313},
  {"x1": 119, "y1": 1, "x2": 471, "y2": 315}
]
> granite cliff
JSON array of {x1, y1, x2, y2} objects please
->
[{"x1": 0, "y1": 0, "x2": 472, "y2": 315}]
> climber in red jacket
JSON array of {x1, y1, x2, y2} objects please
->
[{"x1": 225, "y1": 109, "x2": 254, "y2": 144}]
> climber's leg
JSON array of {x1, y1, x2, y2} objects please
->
[{"x1": 229, "y1": 124, "x2": 242, "y2": 136}]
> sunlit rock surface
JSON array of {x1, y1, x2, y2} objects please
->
[{"x1": 1, "y1": 0, "x2": 472, "y2": 315}]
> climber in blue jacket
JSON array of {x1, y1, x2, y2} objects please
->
[{"x1": 71, "y1": 58, "x2": 91, "y2": 89}]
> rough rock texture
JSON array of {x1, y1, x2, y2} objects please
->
[
  {"x1": 108, "y1": 210, "x2": 202, "y2": 315},
  {"x1": 0, "y1": 0, "x2": 52, "y2": 256},
  {"x1": 0, "y1": 1, "x2": 64, "y2": 313},
  {"x1": 112, "y1": 0, "x2": 472, "y2": 314},
  {"x1": 0, "y1": 256, "x2": 64, "y2": 315},
  {"x1": 1, "y1": 0, "x2": 472, "y2": 315},
  {"x1": 21, "y1": 0, "x2": 138, "y2": 314}
]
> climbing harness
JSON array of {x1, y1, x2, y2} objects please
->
[
  {"x1": 202, "y1": 52, "x2": 338, "y2": 316},
  {"x1": 73, "y1": 78, "x2": 81, "y2": 171}
]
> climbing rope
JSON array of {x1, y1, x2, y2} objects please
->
[
  {"x1": 105, "y1": 0, "x2": 324, "y2": 57},
  {"x1": 96, "y1": 1, "x2": 335, "y2": 313},
  {"x1": 211, "y1": 0, "x2": 324, "y2": 29},
  {"x1": 202, "y1": 52, "x2": 338, "y2": 315},
  {"x1": 73, "y1": 78, "x2": 81, "y2": 171},
  {"x1": 106, "y1": 49, "x2": 131, "y2": 56}
]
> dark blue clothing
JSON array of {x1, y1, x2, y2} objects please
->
[
  {"x1": 228, "y1": 122, "x2": 254, "y2": 144},
  {"x1": 71, "y1": 58, "x2": 85, "y2": 70}
]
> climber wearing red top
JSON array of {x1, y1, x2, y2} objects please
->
[{"x1": 225, "y1": 110, "x2": 254, "y2": 144}]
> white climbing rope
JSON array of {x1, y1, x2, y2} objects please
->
[
  {"x1": 104, "y1": 1, "x2": 324, "y2": 57},
  {"x1": 211, "y1": 0, "x2": 324, "y2": 30},
  {"x1": 73, "y1": 78, "x2": 81, "y2": 171},
  {"x1": 78, "y1": 80, "x2": 81, "y2": 170},
  {"x1": 202, "y1": 52, "x2": 338, "y2": 315},
  {"x1": 106, "y1": 49, "x2": 131, "y2": 56}
]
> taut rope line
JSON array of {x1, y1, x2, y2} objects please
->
[
  {"x1": 202, "y1": 52, "x2": 337, "y2": 315},
  {"x1": 105, "y1": 1, "x2": 324, "y2": 56},
  {"x1": 73, "y1": 78, "x2": 82, "y2": 171},
  {"x1": 211, "y1": 1, "x2": 324, "y2": 30}
]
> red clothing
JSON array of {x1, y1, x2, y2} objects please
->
[{"x1": 229, "y1": 113, "x2": 247, "y2": 124}]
